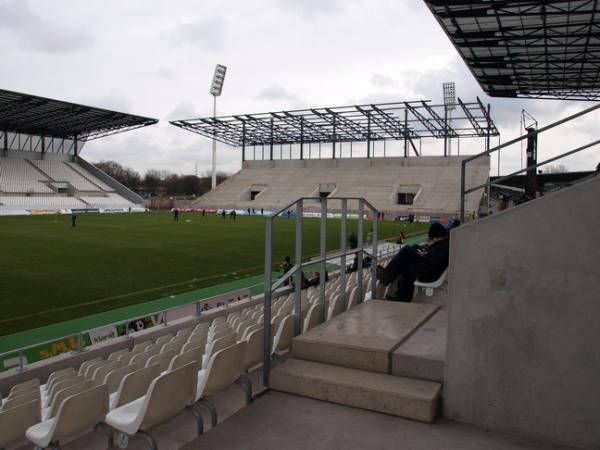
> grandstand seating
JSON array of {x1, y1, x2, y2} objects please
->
[
  {"x1": 0, "y1": 158, "x2": 52, "y2": 193},
  {"x1": 29, "y1": 160, "x2": 102, "y2": 191},
  {"x1": 190, "y1": 156, "x2": 490, "y2": 216},
  {"x1": 0, "y1": 156, "x2": 142, "y2": 213},
  {"x1": 0, "y1": 265, "x2": 380, "y2": 449}
]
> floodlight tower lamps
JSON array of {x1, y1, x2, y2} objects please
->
[
  {"x1": 209, "y1": 64, "x2": 227, "y2": 190},
  {"x1": 443, "y1": 81, "x2": 456, "y2": 157}
]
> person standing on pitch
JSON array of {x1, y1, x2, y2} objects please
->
[
  {"x1": 348, "y1": 232, "x2": 358, "y2": 249},
  {"x1": 71, "y1": 213, "x2": 77, "y2": 227},
  {"x1": 173, "y1": 209, "x2": 179, "y2": 222}
]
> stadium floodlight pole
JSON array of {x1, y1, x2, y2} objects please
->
[
  {"x1": 443, "y1": 82, "x2": 456, "y2": 156},
  {"x1": 209, "y1": 64, "x2": 227, "y2": 190}
]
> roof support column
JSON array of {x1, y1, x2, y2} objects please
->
[
  {"x1": 332, "y1": 115, "x2": 336, "y2": 159},
  {"x1": 366, "y1": 113, "x2": 371, "y2": 158},
  {"x1": 269, "y1": 118, "x2": 274, "y2": 161},
  {"x1": 41, "y1": 135, "x2": 46, "y2": 160},
  {"x1": 241, "y1": 122, "x2": 246, "y2": 162},
  {"x1": 3, "y1": 131, "x2": 7, "y2": 157},
  {"x1": 73, "y1": 136, "x2": 79, "y2": 162},
  {"x1": 444, "y1": 108, "x2": 448, "y2": 157},
  {"x1": 299, "y1": 118, "x2": 304, "y2": 160},
  {"x1": 404, "y1": 108, "x2": 409, "y2": 157}
]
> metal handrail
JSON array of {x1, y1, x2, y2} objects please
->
[
  {"x1": 263, "y1": 197, "x2": 379, "y2": 386},
  {"x1": 460, "y1": 103, "x2": 600, "y2": 220}
]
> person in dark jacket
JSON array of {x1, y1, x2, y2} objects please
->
[{"x1": 376, "y1": 222, "x2": 449, "y2": 302}]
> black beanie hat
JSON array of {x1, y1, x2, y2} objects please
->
[{"x1": 428, "y1": 222, "x2": 448, "y2": 239}]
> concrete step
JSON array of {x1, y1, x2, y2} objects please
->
[
  {"x1": 292, "y1": 300, "x2": 440, "y2": 373},
  {"x1": 392, "y1": 309, "x2": 448, "y2": 382},
  {"x1": 271, "y1": 358, "x2": 442, "y2": 423}
]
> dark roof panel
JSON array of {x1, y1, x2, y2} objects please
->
[
  {"x1": 0, "y1": 89, "x2": 158, "y2": 140},
  {"x1": 424, "y1": 1, "x2": 600, "y2": 100}
]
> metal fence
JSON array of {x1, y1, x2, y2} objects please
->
[
  {"x1": 460, "y1": 103, "x2": 600, "y2": 221},
  {"x1": 262, "y1": 197, "x2": 379, "y2": 386}
]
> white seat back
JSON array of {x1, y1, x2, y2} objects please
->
[
  {"x1": 272, "y1": 314, "x2": 294, "y2": 355},
  {"x1": 104, "y1": 365, "x2": 138, "y2": 394},
  {"x1": 0, "y1": 400, "x2": 41, "y2": 449},
  {"x1": 199, "y1": 342, "x2": 246, "y2": 398},
  {"x1": 303, "y1": 304, "x2": 320, "y2": 333},
  {"x1": 45, "y1": 380, "x2": 93, "y2": 420},
  {"x1": 8, "y1": 378, "x2": 39, "y2": 397},
  {"x1": 244, "y1": 329, "x2": 264, "y2": 371},
  {"x1": 147, "y1": 349, "x2": 177, "y2": 372},
  {"x1": 111, "y1": 363, "x2": 161, "y2": 409}
]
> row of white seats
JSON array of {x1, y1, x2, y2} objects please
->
[
  {"x1": 0, "y1": 196, "x2": 87, "y2": 208},
  {"x1": 0, "y1": 158, "x2": 52, "y2": 193},
  {"x1": 30, "y1": 160, "x2": 103, "y2": 192}
]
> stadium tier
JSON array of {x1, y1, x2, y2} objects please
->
[
  {"x1": 0, "y1": 156, "x2": 142, "y2": 213},
  {"x1": 190, "y1": 156, "x2": 489, "y2": 217}
]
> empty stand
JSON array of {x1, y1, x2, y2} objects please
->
[
  {"x1": 191, "y1": 156, "x2": 489, "y2": 216},
  {"x1": 0, "y1": 158, "x2": 52, "y2": 193}
]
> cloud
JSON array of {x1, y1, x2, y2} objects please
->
[
  {"x1": 0, "y1": 0, "x2": 93, "y2": 54},
  {"x1": 277, "y1": 0, "x2": 344, "y2": 18},
  {"x1": 168, "y1": 17, "x2": 227, "y2": 51},
  {"x1": 158, "y1": 67, "x2": 177, "y2": 80},
  {"x1": 371, "y1": 73, "x2": 399, "y2": 88},
  {"x1": 166, "y1": 101, "x2": 201, "y2": 121},
  {"x1": 256, "y1": 84, "x2": 299, "y2": 102},
  {"x1": 79, "y1": 91, "x2": 133, "y2": 114}
]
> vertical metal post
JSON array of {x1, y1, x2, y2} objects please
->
[
  {"x1": 263, "y1": 218, "x2": 273, "y2": 387},
  {"x1": 383, "y1": 139, "x2": 386, "y2": 157},
  {"x1": 357, "y1": 201, "x2": 364, "y2": 304},
  {"x1": 339, "y1": 199, "x2": 347, "y2": 310},
  {"x1": 460, "y1": 160, "x2": 466, "y2": 222},
  {"x1": 196, "y1": 302, "x2": 202, "y2": 317},
  {"x1": 241, "y1": 122, "x2": 246, "y2": 162},
  {"x1": 162, "y1": 311, "x2": 168, "y2": 327},
  {"x1": 366, "y1": 114, "x2": 371, "y2": 158},
  {"x1": 444, "y1": 108, "x2": 448, "y2": 157},
  {"x1": 332, "y1": 115, "x2": 336, "y2": 159},
  {"x1": 3, "y1": 131, "x2": 7, "y2": 157},
  {"x1": 73, "y1": 136, "x2": 78, "y2": 162},
  {"x1": 211, "y1": 95, "x2": 217, "y2": 190},
  {"x1": 262, "y1": 145, "x2": 264, "y2": 161},
  {"x1": 18, "y1": 350, "x2": 24, "y2": 372},
  {"x1": 294, "y1": 201, "x2": 303, "y2": 336},
  {"x1": 41, "y1": 134, "x2": 46, "y2": 160},
  {"x1": 318, "y1": 198, "x2": 327, "y2": 323},
  {"x1": 300, "y1": 118, "x2": 304, "y2": 160},
  {"x1": 269, "y1": 118, "x2": 274, "y2": 161},
  {"x1": 371, "y1": 208, "x2": 378, "y2": 300},
  {"x1": 404, "y1": 108, "x2": 409, "y2": 157}
]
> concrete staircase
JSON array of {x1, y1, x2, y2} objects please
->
[{"x1": 271, "y1": 301, "x2": 447, "y2": 423}]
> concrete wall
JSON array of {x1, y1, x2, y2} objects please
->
[{"x1": 444, "y1": 176, "x2": 600, "y2": 449}]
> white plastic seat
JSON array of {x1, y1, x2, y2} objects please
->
[
  {"x1": 43, "y1": 380, "x2": 93, "y2": 421},
  {"x1": 346, "y1": 286, "x2": 360, "y2": 311},
  {"x1": 45, "y1": 375, "x2": 86, "y2": 407},
  {"x1": 8, "y1": 378, "x2": 40, "y2": 397},
  {"x1": 182, "y1": 340, "x2": 206, "y2": 354},
  {"x1": 303, "y1": 304, "x2": 320, "y2": 333},
  {"x1": 241, "y1": 323, "x2": 262, "y2": 341},
  {"x1": 154, "y1": 334, "x2": 172, "y2": 346},
  {"x1": 83, "y1": 360, "x2": 108, "y2": 379},
  {"x1": 202, "y1": 334, "x2": 237, "y2": 369},
  {"x1": 271, "y1": 314, "x2": 294, "y2": 356},
  {"x1": 132, "y1": 340, "x2": 152, "y2": 353},
  {"x1": 107, "y1": 349, "x2": 129, "y2": 362},
  {"x1": 26, "y1": 384, "x2": 110, "y2": 450},
  {"x1": 44, "y1": 368, "x2": 75, "y2": 390},
  {"x1": 92, "y1": 360, "x2": 124, "y2": 387},
  {"x1": 105, "y1": 362, "x2": 198, "y2": 448},
  {"x1": 147, "y1": 349, "x2": 177, "y2": 373},
  {"x1": 110, "y1": 364, "x2": 161, "y2": 410},
  {"x1": 243, "y1": 329, "x2": 264, "y2": 372},
  {"x1": 104, "y1": 365, "x2": 138, "y2": 394},
  {"x1": 1, "y1": 389, "x2": 40, "y2": 411},
  {"x1": 195, "y1": 341, "x2": 246, "y2": 403},
  {"x1": 327, "y1": 293, "x2": 345, "y2": 321},
  {"x1": 414, "y1": 269, "x2": 448, "y2": 296},
  {"x1": 0, "y1": 399, "x2": 41, "y2": 449},
  {"x1": 168, "y1": 348, "x2": 202, "y2": 372}
]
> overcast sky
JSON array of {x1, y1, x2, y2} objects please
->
[{"x1": 1, "y1": 0, "x2": 598, "y2": 177}]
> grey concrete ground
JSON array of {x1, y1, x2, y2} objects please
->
[{"x1": 182, "y1": 391, "x2": 575, "y2": 450}]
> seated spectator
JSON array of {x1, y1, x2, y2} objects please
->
[
  {"x1": 280, "y1": 256, "x2": 291, "y2": 286},
  {"x1": 376, "y1": 222, "x2": 449, "y2": 302},
  {"x1": 291, "y1": 270, "x2": 310, "y2": 290},
  {"x1": 308, "y1": 270, "x2": 329, "y2": 287},
  {"x1": 346, "y1": 255, "x2": 372, "y2": 273}
]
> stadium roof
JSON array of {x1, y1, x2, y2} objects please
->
[
  {"x1": 424, "y1": 0, "x2": 600, "y2": 100},
  {"x1": 0, "y1": 89, "x2": 158, "y2": 141},
  {"x1": 169, "y1": 99, "x2": 498, "y2": 148}
]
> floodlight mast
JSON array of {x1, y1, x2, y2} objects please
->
[
  {"x1": 209, "y1": 64, "x2": 227, "y2": 190},
  {"x1": 443, "y1": 81, "x2": 456, "y2": 156}
]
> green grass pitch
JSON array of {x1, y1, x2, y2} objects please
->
[{"x1": 0, "y1": 212, "x2": 428, "y2": 336}]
